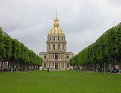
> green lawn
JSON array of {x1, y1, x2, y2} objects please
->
[{"x1": 0, "y1": 71, "x2": 121, "y2": 93}]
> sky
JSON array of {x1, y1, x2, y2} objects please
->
[{"x1": 0, "y1": 0, "x2": 121, "y2": 55}]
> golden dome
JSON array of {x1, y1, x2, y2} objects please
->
[{"x1": 48, "y1": 15, "x2": 64, "y2": 36}]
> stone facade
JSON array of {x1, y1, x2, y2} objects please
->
[{"x1": 40, "y1": 15, "x2": 73, "y2": 70}]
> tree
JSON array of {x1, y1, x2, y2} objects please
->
[
  {"x1": 0, "y1": 27, "x2": 43, "y2": 72},
  {"x1": 71, "y1": 23, "x2": 121, "y2": 72}
]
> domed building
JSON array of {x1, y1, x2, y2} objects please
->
[{"x1": 40, "y1": 15, "x2": 73, "y2": 70}]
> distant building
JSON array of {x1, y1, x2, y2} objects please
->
[{"x1": 40, "y1": 15, "x2": 73, "y2": 70}]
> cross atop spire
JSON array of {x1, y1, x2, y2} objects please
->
[{"x1": 56, "y1": 9, "x2": 57, "y2": 19}]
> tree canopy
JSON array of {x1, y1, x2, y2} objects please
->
[
  {"x1": 70, "y1": 23, "x2": 121, "y2": 71},
  {"x1": 0, "y1": 27, "x2": 42, "y2": 71}
]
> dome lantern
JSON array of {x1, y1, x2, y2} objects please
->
[
  {"x1": 48, "y1": 13, "x2": 64, "y2": 36},
  {"x1": 53, "y1": 16, "x2": 59, "y2": 27}
]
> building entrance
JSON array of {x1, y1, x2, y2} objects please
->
[{"x1": 55, "y1": 63, "x2": 58, "y2": 69}]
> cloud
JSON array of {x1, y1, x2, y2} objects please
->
[{"x1": 0, "y1": 0, "x2": 121, "y2": 55}]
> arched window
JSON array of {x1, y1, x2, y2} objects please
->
[
  {"x1": 55, "y1": 53, "x2": 58, "y2": 59},
  {"x1": 53, "y1": 44, "x2": 55, "y2": 49},
  {"x1": 44, "y1": 56, "x2": 46, "y2": 59},
  {"x1": 58, "y1": 45, "x2": 60, "y2": 49},
  {"x1": 53, "y1": 37, "x2": 55, "y2": 40},
  {"x1": 67, "y1": 56, "x2": 69, "y2": 59}
]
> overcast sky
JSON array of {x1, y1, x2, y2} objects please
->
[{"x1": 0, "y1": 0, "x2": 121, "y2": 55}]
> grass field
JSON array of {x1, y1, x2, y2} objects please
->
[{"x1": 0, "y1": 71, "x2": 121, "y2": 93}]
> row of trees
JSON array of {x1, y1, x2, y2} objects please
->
[
  {"x1": 0, "y1": 27, "x2": 42, "y2": 72},
  {"x1": 70, "y1": 23, "x2": 121, "y2": 72}
]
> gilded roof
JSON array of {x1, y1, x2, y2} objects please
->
[{"x1": 48, "y1": 16, "x2": 64, "y2": 36}]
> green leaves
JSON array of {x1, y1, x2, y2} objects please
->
[
  {"x1": 70, "y1": 23, "x2": 121, "y2": 68},
  {"x1": 0, "y1": 34, "x2": 5, "y2": 60},
  {"x1": 0, "y1": 28, "x2": 42, "y2": 66},
  {"x1": 4, "y1": 36, "x2": 12, "y2": 61}
]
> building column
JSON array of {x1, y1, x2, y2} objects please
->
[
  {"x1": 59, "y1": 62, "x2": 60, "y2": 69},
  {"x1": 54, "y1": 62, "x2": 55, "y2": 69},
  {"x1": 54, "y1": 53, "x2": 55, "y2": 59},
  {"x1": 59, "y1": 53, "x2": 60, "y2": 59},
  {"x1": 58, "y1": 63, "x2": 59, "y2": 70},
  {"x1": 60, "y1": 53, "x2": 62, "y2": 59},
  {"x1": 60, "y1": 62, "x2": 62, "y2": 69},
  {"x1": 64, "y1": 62, "x2": 65, "y2": 70},
  {"x1": 59, "y1": 62, "x2": 60, "y2": 70}
]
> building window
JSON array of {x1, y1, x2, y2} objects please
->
[
  {"x1": 63, "y1": 45, "x2": 64, "y2": 49},
  {"x1": 63, "y1": 37, "x2": 65, "y2": 40},
  {"x1": 44, "y1": 56, "x2": 46, "y2": 59},
  {"x1": 53, "y1": 53, "x2": 54, "y2": 59},
  {"x1": 58, "y1": 37, "x2": 59, "y2": 40},
  {"x1": 55, "y1": 53, "x2": 58, "y2": 59},
  {"x1": 67, "y1": 63, "x2": 69, "y2": 68},
  {"x1": 53, "y1": 37, "x2": 55, "y2": 40},
  {"x1": 67, "y1": 56, "x2": 69, "y2": 59},
  {"x1": 53, "y1": 45, "x2": 55, "y2": 49},
  {"x1": 49, "y1": 44, "x2": 50, "y2": 49},
  {"x1": 58, "y1": 45, "x2": 60, "y2": 49}
]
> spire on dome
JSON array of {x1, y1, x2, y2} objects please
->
[
  {"x1": 56, "y1": 9, "x2": 57, "y2": 19},
  {"x1": 48, "y1": 11, "x2": 64, "y2": 36},
  {"x1": 54, "y1": 10, "x2": 59, "y2": 27}
]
